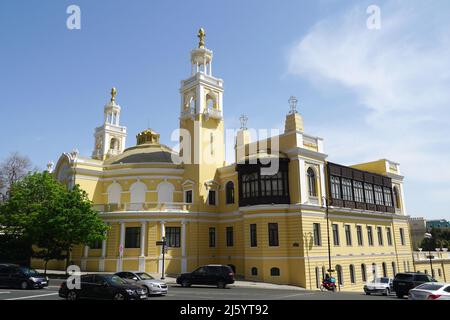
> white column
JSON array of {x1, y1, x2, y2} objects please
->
[
  {"x1": 83, "y1": 245, "x2": 89, "y2": 258},
  {"x1": 99, "y1": 225, "x2": 107, "y2": 272},
  {"x1": 209, "y1": 61, "x2": 212, "y2": 76},
  {"x1": 181, "y1": 221, "x2": 187, "y2": 273},
  {"x1": 81, "y1": 245, "x2": 89, "y2": 271},
  {"x1": 319, "y1": 163, "x2": 327, "y2": 207},
  {"x1": 399, "y1": 184, "x2": 407, "y2": 215},
  {"x1": 299, "y1": 159, "x2": 307, "y2": 204},
  {"x1": 140, "y1": 222, "x2": 146, "y2": 257},
  {"x1": 117, "y1": 222, "x2": 125, "y2": 272},
  {"x1": 158, "y1": 221, "x2": 166, "y2": 273}
]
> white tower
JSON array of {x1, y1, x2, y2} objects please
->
[{"x1": 92, "y1": 87, "x2": 127, "y2": 160}]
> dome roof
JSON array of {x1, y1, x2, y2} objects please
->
[{"x1": 106, "y1": 128, "x2": 180, "y2": 165}]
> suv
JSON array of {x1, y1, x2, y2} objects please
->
[
  {"x1": 393, "y1": 272, "x2": 436, "y2": 298},
  {"x1": 176, "y1": 265, "x2": 235, "y2": 288},
  {"x1": 0, "y1": 263, "x2": 49, "y2": 289}
]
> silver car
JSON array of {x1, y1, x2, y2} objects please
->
[
  {"x1": 363, "y1": 277, "x2": 393, "y2": 296},
  {"x1": 114, "y1": 271, "x2": 168, "y2": 296},
  {"x1": 408, "y1": 282, "x2": 450, "y2": 300}
]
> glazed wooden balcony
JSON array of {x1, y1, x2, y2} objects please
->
[{"x1": 93, "y1": 202, "x2": 193, "y2": 213}]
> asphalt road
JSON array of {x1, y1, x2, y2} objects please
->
[{"x1": 0, "y1": 279, "x2": 400, "y2": 300}]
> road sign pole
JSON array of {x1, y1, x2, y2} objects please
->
[{"x1": 161, "y1": 236, "x2": 166, "y2": 280}]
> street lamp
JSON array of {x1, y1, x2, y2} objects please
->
[
  {"x1": 424, "y1": 232, "x2": 435, "y2": 278},
  {"x1": 322, "y1": 196, "x2": 334, "y2": 276}
]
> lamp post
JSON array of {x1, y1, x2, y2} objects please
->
[
  {"x1": 323, "y1": 196, "x2": 333, "y2": 276},
  {"x1": 424, "y1": 232, "x2": 434, "y2": 278}
]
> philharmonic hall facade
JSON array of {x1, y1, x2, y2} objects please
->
[{"x1": 33, "y1": 30, "x2": 415, "y2": 291}]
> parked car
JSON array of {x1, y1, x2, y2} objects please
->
[
  {"x1": 363, "y1": 277, "x2": 393, "y2": 296},
  {"x1": 408, "y1": 282, "x2": 450, "y2": 300},
  {"x1": 59, "y1": 274, "x2": 148, "y2": 300},
  {"x1": 176, "y1": 264, "x2": 235, "y2": 289},
  {"x1": 115, "y1": 271, "x2": 168, "y2": 296},
  {"x1": 393, "y1": 272, "x2": 436, "y2": 298},
  {"x1": 0, "y1": 263, "x2": 49, "y2": 289}
]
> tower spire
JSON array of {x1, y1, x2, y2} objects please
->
[
  {"x1": 111, "y1": 87, "x2": 117, "y2": 103},
  {"x1": 198, "y1": 28, "x2": 205, "y2": 48}
]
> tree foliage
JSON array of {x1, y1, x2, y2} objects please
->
[
  {"x1": 419, "y1": 228, "x2": 450, "y2": 251},
  {"x1": 0, "y1": 152, "x2": 32, "y2": 201},
  {"x1": 0, "y1": 171, "x2": 108, "y2": 271}
]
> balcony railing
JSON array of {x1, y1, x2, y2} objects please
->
[
  {"x1": 93, "y1": 202, "x2": 192, "y2": 213},
  {"x1": 413, "y1": 250, "x2": 450, "y2": 261},
  {"x1": 180, "y1": 107, "x2": 195, "y2": 120},
  {"x1": 203, "y1": 107, "x2": 222, "y2": 120}
]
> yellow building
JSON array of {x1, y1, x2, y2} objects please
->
[{"x1": 32, "y1": 29, "x2": 415, "y2": 291}]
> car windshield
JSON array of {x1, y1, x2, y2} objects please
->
[
  {"x1": 395, "y1": 273, "x2": 413, "y2": 280},
  {"x1": 19, "y1": 267, "x2": 40, "y2": 276},
  {"x1": 415, "y1": 284, "x2": 443, "y2": 291},
  {"x1": 106, "y1": 275, "x2": 128, "y2": 285},
  {"x1": 136, "y1": 272, "x2": 154, "y2": 280}
]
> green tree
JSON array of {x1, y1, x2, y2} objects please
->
[{"x1": 1, "y1": 172, "x2": 108, "y2": 274}]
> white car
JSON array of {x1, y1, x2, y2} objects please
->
[
  {"x1": 363, "y1": 277, "x2": 393, "y2": 296},
  {"x1": 408, "y1": 282, "x2": 450, "y2": 300},
  {"x1": 115, "y1": 271, "x2": 168, "y2": 296}
]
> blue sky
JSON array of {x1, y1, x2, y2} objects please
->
[{"x1": 1, "y1": 0, "x2": 449, "y2": 219}]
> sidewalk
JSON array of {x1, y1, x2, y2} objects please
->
[{"x1": 37, "y1": 269, "x2": 306, "y2": 291}]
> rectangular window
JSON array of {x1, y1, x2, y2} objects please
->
[
  {"x1": 383, "y1": 187, "x2": 393, "y2": 207},
  {"x1": 377, "y1": 226, "x2": 383, "y2": 246},
  {"x1": 353, "y1": 181, "x2": 364, "y2": 202},
  {"x1": 356, "y1": 225, "x2": 363, "y2": 246},
  {"x1": 250, "y1": 224, "x2": 257, "y2": 247},
  {"x1": 345, "y1": 225, "x2": 352, "y2": 246},
  {"x1": 208, "y1": 190, "x2": 216, "y2": 205},
  {"x1": 90, "y1": 239, "x2": 102, "y2": 249},
  {"x1": 209, "y1": 227, "x2": 216, "y2": 247},
  {"x1": 268, "y1": 223, "x2": 279, "y2": 247},
  {"x1": 367, "y1": 226, "x2": 374, "y2": 246},
  {"x1": 125, "y1": 227, "x2": 140, "y2": 248},
  {"x1": 166, "y1": 227, "x2": 181, "y2": 247},
  {"x1": 374, "y1": 185, "x2": 384, "y2": 205},
  {"x1": 332, "y1": 224, "x2": 340, "y2": 246},
  {"x1": 226, "y1": 227, "x2": 234, "y2": 247},
  {"x1": 400, "y1": 228, "x2": 405, "y2": 245},
  {"x1": 342, "y1": 178, "x2": 353, "y2": 201},
  {"x1": 313, "y1": 223, "x2": 321, "y2": 246},
  {"x1": 364, "y1": 183, "x2": 375, "y2": 204},
  {"x1": 330, "y1": 176, "x2": 341, "y2": 199},
  {"x1": 386, "y1": 227, "x2": 393, "y2": 246},
  {"x1": 185, "y1": 190, "x2": 193, "y2": 204}
]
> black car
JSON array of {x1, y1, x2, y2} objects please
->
[
  {"x1": 393, "y1": 272, "x2": 436, "y2": 298},
  {"x1": 59, "y1": 274, "x2": 148, "y2": 300},
  {"x1": 176, "y1": 265, "x2": 235, "y2": 288},
  {"x1": 0, "y1": 263, "x2": 49, "y2": 289}
]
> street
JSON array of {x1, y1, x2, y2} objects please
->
[{"x1": 0, "y1": 279, "x2": 401, "y2": 301}]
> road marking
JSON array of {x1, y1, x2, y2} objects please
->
[
  {"x1": 272, "y1": 292, "x2": 316, "y2": 300},
  {"x1": 0, "y1": 292, "x2": 11, "y2": 294},
  {"x1": 6, "y1": 292, "x2": 59, "y2": 300}
]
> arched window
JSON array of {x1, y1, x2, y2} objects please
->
[
  {"x1": 107, "y1": 182, "x2": 122, "y2": 205},
  {"x1": 403, "y1": 261, "x2": 407, "y2": 272},
  {"x1": 349, "y1": 265, "x2": 356, "y2": 284},
  {"x1": 251, "y1": 267, "x2": 258, "y2": 276},
  {"x1": 372, "y1": 263, "x2": 377, "y2": 279},
  {"x1": 392, "y1": 262, "x2": 397, "y2": 276},
  {"x1": 226, "y1": 181, "x2": 235, "y2": 204},
  {"x1": 270, "y1": 267, "x2": 280, "y2": 276},
  {"x1": 157, "y1": 181, "x2": 174, "y2": 204},
  {"x1": 361, "y1": 264, "x2": 367, "y2": 282},
  {"x1": 130, "y1": 181, "x2": 147, "y2": 210},
  {"x1": 307, "y1": 167, "x2": 317, "y2": 197},
  {"x1": 110, "y1": 138, "x2": 119, "y2": 150},
  {"x1": 382, "y1": 262, "x2": 387, "y2": 277},
  {"x1": 393, "y1": 186, "x2": 401, "y2": 209},
  {"x1": 335, "y1": 265, "x2": 343, "y2": 285}
]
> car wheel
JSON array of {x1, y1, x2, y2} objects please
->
[
  {"x1": 20, "y1": 281, "x2": 29, "y2": 290},
  {"x1": 181, "y1": 280, "x2": 191, "y2": 288},
  {"x1": 142, "y1": 286, "x2": 150, "y2": 296},
  {"x1": 384, "y1": 288, "x2": 390, "y2": 296},
  {"x1": 217, "y1": 281, "x2": 226, "y2": 289},
  {"x1": 365, "y1": 292, "x2": 371, "y2": 295},
  {"x1": 67, "y1": 291, "x2": 78, "y2": 301},
  {"x1": 113, "y1": 292, "x2": 126, "y2": 300}
]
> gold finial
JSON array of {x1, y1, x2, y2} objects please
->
[
  {"x1": 110, "y1": 87, "x2": 117, "y2": 102},
  {"x1": 198, "y1": 28, "x2": 205, "y2": 48}
]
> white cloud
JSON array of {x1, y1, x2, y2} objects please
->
[{"x1": 287, "y1": 1, "x2": 450, "y2": 216}]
